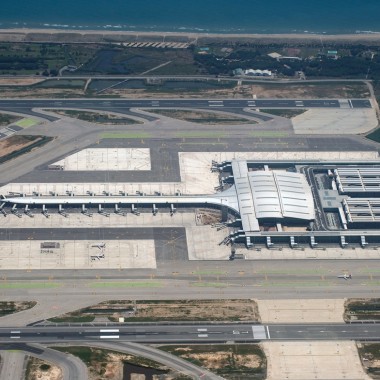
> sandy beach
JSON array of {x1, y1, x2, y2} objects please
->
[{"x1": 0, "y1": 28, "x2": 380, "y2": 44}]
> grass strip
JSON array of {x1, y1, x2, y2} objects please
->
[
  {"x1": 192, "y1": 270, "x2": 226, "y2": 275},
  {"x1": 249, "y1": 131, "x2": 290, "y2": 138},
  {"x1": 191, "y1": 282, "x2": 228, "y2": 288},
  {"x1": 14, "y1": 118, "x2": 38, "y2": 128},
  {"x1": 100, "y1": 132, "x2": 151, "y2": 139},
  {"x1": 89, "y1": 281, "x2": 162, "y2": 288},
  {"x1": 175, "y1": 131, "x2": 226, "y2": 138},
  {"x1": 0, "y1": 282, "x2": 60, "y2": 289},
  {"x1": 261, "y1": 281, "x2": 333, "y2": 287}
]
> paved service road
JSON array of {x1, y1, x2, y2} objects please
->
[
  {"x1": 0, "y1": 343, "x2": 88, "y2": 380},
  {"x1": 0, "y1": 350, "x2": 25, "y2": 380},
  {"x1": 0, "y1": 98, "x2": 372, "y2": 111},
  {"x1": 1, "y1": 323, "x2": 379, "y2": 344},
  {"x1": 82, "y1": 341, "x2": 223, "y2": 380}
]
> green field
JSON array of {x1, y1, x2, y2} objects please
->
[
  {"x1": 100, "y1": 132, "x2": 152, "y2": 139},
  {"x1": 249, "y1": 131, "x2": 290, "y2": 138},
  {"x1": 14, "y1": 118, "x2": 39, "y2": 128},
  {"x1": 89, "y1": 281, "x2": 162, "y2": 288},
  {"x1": 175, "y1": 131, "x2": 225, "y2": 138},
  {"x1": 0, "y1": 282, "x2": 60, "y2": 289},
  {"x1": 191, "y1": 282, "x2": 228, "y2": 288}
]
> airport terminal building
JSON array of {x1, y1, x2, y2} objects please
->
[{"x1": 3, "y1": 158, "x2": 380, "y2": 250}]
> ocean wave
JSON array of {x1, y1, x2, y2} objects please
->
[
  {"x1": 0, "y1": 20, "x2": 375, "y2": 35},
  {"x1": 355, "y1": 30, "x2": 380, "y2": 34}
]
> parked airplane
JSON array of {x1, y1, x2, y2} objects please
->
[
  {"x1": 90, "y1": 253, "x2": 105, "y2": 261},
  {"x1": 91, "y1": 243, "x2": 106, "y2": 251},
  {"x1": 337, "y1": 273, "x2": 352, "y2": 280}
]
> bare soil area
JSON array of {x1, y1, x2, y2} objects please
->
[
  {"x1": 0, "y1": 301, "x2": 37, "y2": 317},
  {"x1": 53, "y1": 346, "x2": 182, "y2": 380},
  {"x1": 244, "y1": 83, "x2": 369, "y2": 99},
  {"x1": 160, "y1": 344, "x2": 266, "y2": 380},
  {"x1": 0, "y1": 135, "x2": 42, "y2": 158},
  {"x1": 0, "y1": 112, "x2": 21, "y2": 126},
  {"x1": 0, "y1": 81, "x2": 368, "y2": 100},
  {"x1": 345, "y1": 298, "x2": 380, "y2": 321},
  {"x1": 49, "y1": 299, "x2": 260, "y2": 323},
  {"x1": 357, "y1": 343, "x2": 380, "y2": 379},
  {"x1": 2, "y1": 29, "x2": 380, "y2": 45},
  {"x1": 148, "y1": 109, "x2": 254, "y2": 124},
  {"x1": 51, "y1": 109, "x2": 141, "y2": 124},
  {"x1": 26, "y1": 357, "x2": 62, "y2": 380},
  {"x1": 0, "y1": 87, "x2": 85, "y2": 98},
  {"x1": 259, "y1": 109, "x2": 307, "y2": 118},
  {"x1": 0, "y1": 78, "x2": 46, "y2": 86},
  {"x1": 106, "y1": 82, "x2": 369, "y2": 99}
]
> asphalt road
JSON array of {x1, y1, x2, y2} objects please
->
[
  {"x1": 0, "y1": 343, "x2": 88, "y2": 380},
  {"x1": 0, "y1": 98, "x2": 372, "y2": 110},
  {"x1": 0, "y1": 323, "x2": 379, "y2": 344}
]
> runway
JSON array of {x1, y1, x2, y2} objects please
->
[
  {"x1": 0, "y1": 98, "x2": 372, "y2": 112},
  {"x1": 0, "y1": 323, "x2": 379, "y2": 344}
]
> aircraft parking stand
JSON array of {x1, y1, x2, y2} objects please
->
[
  {"x1": 0, "y1": 240, "x2": 156, "y2": 270},
  {"x1": 0, "y1": 211, "x2": 198, "y2": 229},
  {"x1": 52, "y1": 148, "x2": 151, "y2": 171}
]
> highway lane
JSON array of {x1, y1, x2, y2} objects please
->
[
  {"x1": 0, "y1": 324, "x2": 263, "y2": 344},
  {"x1": 0, "y1": 323, "x2": 379, "y2": 344},
  {"x1": 0, "y1": 98, "x2": 371, "y2": 109}
]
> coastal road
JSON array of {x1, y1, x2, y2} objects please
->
[
  {"x1": 0, "y1": 98, "x2": 372, "y2": 111},
  {"x1": 0, "y1": 323, "x2": 379, "y2": 344}
]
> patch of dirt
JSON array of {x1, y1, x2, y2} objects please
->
[
  {"x1": 0, "y1": 78, "x2": 46, "y2": 86},
  {"x1": 197, "y1": 209, "x2": 222, "y2": 225},
  {"x1": 0, "y1": 135, "x2": 42, "y2": 158},
  {"x1": 55, "y1": 299, "x2": 260, "y2": 323},
  {"x1": 0, "y1": 301, "x2": 37, "y2": 317},
  {"x1": 345, "y1": 298, "x2": 380, "y2": 321},
  {"x1": 91, "y1": 352, "x2": 124, "y2": 380},
  {"x1": 149, "y1": 109, "x2": 254, "y2": 124},
  {"x1": 357, "y1": 342, "x2": 380, "y2": 379},
  {"x1": 246, "y1": 84, "x2": 369, "y2": 99},
  {"x1": 130, "y1": 375, "x2": 145, "y2": 380},
  {"x1": 105, "y1": 83, "x2": 369, "y2": 99},
  {"x1": 184, "y1": 352, "x2": 261, "y2": 370},
  {"x1": 26, "y1": 357, "x2": 62, "y2": 380},
  {"x1": 126, "y1": 300, "x2": 259, "y2": 322},
  {"x1": 0, "y1": 87, "x2": 85, "y2": 98},
  {"x1": 50, "y1": 109, "x2": 140, "y2": 125}
]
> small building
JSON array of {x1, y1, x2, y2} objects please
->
[
  {"x1": 268, "y1": 52, "x2": 282, "y2": 59},
  {"x1": 233, "y1": 68, "x2": 244, "y2": 76},
  {"x1": 244, "y1": 69, "x2": 272, "y2": 77}
]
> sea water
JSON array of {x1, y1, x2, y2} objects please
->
[{"x1": 1, "y1": 0, "x2": 380, "y2": 34}]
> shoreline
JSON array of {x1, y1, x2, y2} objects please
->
[{"x1": 0, "y1": 28, "x2": 380, "y2": 44}]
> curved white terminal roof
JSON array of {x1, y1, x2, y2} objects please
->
[
  {"x1": 249, "y1": 170, "x2": 315, "y2": 220},
  {"x1": 1, "y1": 161, "x2": 315, "y2": 235},
  {"x1": 2, "y1": 192, "x2": 240, "y2": 214}
]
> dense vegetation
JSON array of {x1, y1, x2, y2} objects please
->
[
  {"x1": 1, "y1": 41, "x2": 380, "y2": 80},
  {"x1": 194, "y1": 44, "x2": 380, "y2": 79}
]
